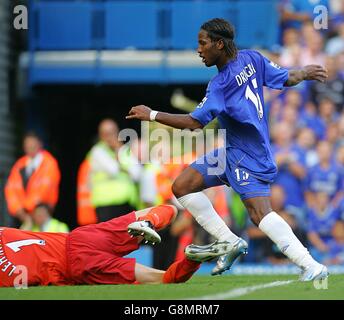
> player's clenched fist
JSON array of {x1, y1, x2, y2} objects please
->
[{"x1": 126, "y1": 105, "x2": 152, "y2": 121}]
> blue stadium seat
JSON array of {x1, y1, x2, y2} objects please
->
[
  {"x1": 104, "y1": 1, "x2": 160, "y2": 49},
  {"x1": 36, "y1": 2, "x2": 93, "y2": 50},
  {"x1": 170, "y1": 1, "x2": 229, "y2": 50},
  {"x1": 235, "y1": 1, "x2": 279, "y2": 49}
]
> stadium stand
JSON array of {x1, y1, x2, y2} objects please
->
[
  {"x1": 23, "y1": 0, "x2": 280, "y2": 85},
  {"x1": 0, "y1": 0, "x2": 16, "y2": 227}
]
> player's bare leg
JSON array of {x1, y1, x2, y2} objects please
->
[
  {"x1": 134, "y1": 263, "x2": 165, "y2": 284},
  {"x1": 244, "y1": 196, "x2": 328, "y2": 281},
  {"x1": 172, "y1": 166, "x2": 206, "y2": 197},
  {"x1": 172, "y1": 166, "x2": 247, "y2": 275},
  {"x1": 135, "y1": 257, "x2": 201, "y2": 285},
  {"x1": 135, "y1": 248, "x2": 223, "y2": 285},
  {"x1": 172, "y1": 167, "x2": 240, "y2": 244}
]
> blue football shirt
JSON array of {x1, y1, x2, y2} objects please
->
[
  {"x1": 305, "y1": 163, "x2": 343, "y2": 199},
  {"x1": 190, "y1": 50, "x2": 289, "y2": 182},
  {"x1": 271, "y1": 143, "x2": 306, "y2": 207},
  {"x1": 307, "y1": 205, "x2": 341, "y2": 243}
]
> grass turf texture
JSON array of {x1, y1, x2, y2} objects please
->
[{"x1": 0, "y1": 275, "x2": 343, "y2": 300}]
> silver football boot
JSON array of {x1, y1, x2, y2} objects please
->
[
  {"x1": 127, "y1": 220, "x2": 161, "y2": 245},
  {"x1": 211, "y1": 238, "x2": 248, "y2": 275},
  {"x1": 299, "y1": 263, "x2": 329, "y2": 282},
  {"x1": 185, "y1": 241, "x2": 233, "y2": 263}
]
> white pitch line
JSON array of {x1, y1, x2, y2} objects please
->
[{"x1": 187, "y1": 280, "x2": 296, "y2": 300}]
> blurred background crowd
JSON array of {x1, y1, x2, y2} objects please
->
[{"x1": 1, "y1": 0, "x2": 344, "y2": 270}]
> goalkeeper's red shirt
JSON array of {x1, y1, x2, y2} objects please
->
[
  {"x1": 0, "y1": 212, "x2": 140, "y2": 287},
  {"x1": 0, "y1": 227, "x2": 70, "y2": 287}
]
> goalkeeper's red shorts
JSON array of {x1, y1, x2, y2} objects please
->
[{"x1": 66, "y1": 211, "x2": 139, "y2": 285}]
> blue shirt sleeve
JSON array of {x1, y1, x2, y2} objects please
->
[
  {"x1": 190, "y1": 80, "x2": 225, "y2": 126},
  {"x1": 259, "y1": 53, "x2": 289, "y2": 90},
  {"x1": 250, "y1": 50, "x2": 289, "y2": 90}
]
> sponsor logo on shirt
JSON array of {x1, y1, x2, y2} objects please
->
[
  {"x1": 269, "y1": 61, "x2": 281, "y2": 69},
  {"x1": 197, "y1": 97, "x2": 208, "y2": 109}
]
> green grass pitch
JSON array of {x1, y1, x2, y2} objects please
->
[{"x1": 0, "y1": 274, "x2": 343, "y2": 300}]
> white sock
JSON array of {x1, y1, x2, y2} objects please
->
[
  {"x1": 259, "y1": 211, "x2": 318, "y2": 268},
  {"x1": 177, "y1": 192, "x2": 239, "y2": 244}
]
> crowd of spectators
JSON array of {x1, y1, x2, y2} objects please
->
[{"x1": 241, "y1": 0, "x2": 344, "y2": 265}]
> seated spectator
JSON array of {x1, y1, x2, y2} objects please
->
[
  {"x1": 310, "y1": 56, "x2": 344, "y2": 113},
  {"x1": 299, "y1": 102, "x2": 327, "y2": 140},
  {"x1": 305, "y1": 140, "x2": 343, "y2": 208},
  {"x1": 299, "y1": 30, "x2": 326, "y2": 66},
  {"x1": 337, "y1": 51, "x2": 344, "y2": 79},
  {"x1": 336, "y1": 145, "x2": 344, "y2": 172},
  {"x1": 324, "y1": 220, "x2": 344, "y2": 265},
  {"x1": 301, "y1": 20, "x2": 319, "y2": 46},
  {"x1": 30, "y1": 204, "x2": 69, "y2": 233},
  {"x1": 271, "y1": 122, "x2": 307, "y2": 222},
  {"x1": 307, "y1": 192, "x2": 342, "y2": 262},
  {"x1": 5, "y1": 132, "x2": 61, "y2": 229},
  {"x1": 281, "y1": 27, "x2": 300, "y2": 48},
  {"x1": 318, "y1": 97, "x2": 339, "y2": 124},
  {"x1": 296, "y1": 127, "x2": 318, "y2": 168},
  {"x1": 277, "y1": 90, "x2": 305, "y2": 129},
  {"x1": 330, "y1": 0, "x2": 344, "y2": 30},
  {"x1": 338, "y1": 115, "x2": 344, "y2": 146},
  {"x1": 326, "y1": 22, "x2": 344, "y2": 56},
  {"x1": 284, "y1": 89, "x2": 304, "y2": 110},
  {"x1": 281, "y1": 104, "x2": 301, "y2": 130},
  {"x1": 325, "y1": 122, "x2": 340, "y2": 149},
  {"x1": 279, "y1": 28, "x2": 302, "y2": 67},
  {"x1": 339, "y1": 196, "x2": 344, "y2": 220}
]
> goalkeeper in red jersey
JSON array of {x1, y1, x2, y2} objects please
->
[{"x1": 0, "y1": 205, "x2": 227, "y2": 287}]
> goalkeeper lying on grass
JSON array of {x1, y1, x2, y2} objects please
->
[{"x1": 0, "y1": 205, "x2": 228, "y2": 287}]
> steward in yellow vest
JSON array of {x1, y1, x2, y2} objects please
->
[
  {"x1": 23, "y1": 203, "x2": 69, "y2": 233},
  {"x1": 88, "y1": 120, "x2": 142, "y2": 222}
]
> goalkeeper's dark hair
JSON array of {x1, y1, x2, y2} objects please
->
[{"x1": 201, "y1": 18, "x2": 238, "y2": 59}]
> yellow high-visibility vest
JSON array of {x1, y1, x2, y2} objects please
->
[
  {"x1": 90, "y1": 142, "x2": 138, "y2": 208},
  {"x1": 30, "y1": 218, "x2": 69, "y2": 233}
]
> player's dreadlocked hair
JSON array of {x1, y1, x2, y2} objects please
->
[{"x1": 201, "y1": 18, "x2": 238, "y2": 59}]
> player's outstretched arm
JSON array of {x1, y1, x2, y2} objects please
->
[
  {"x1": 284, "y1": 65, "x2": 328, "y2": 87},
  {"x1": 126, "y1": 105, "x2": 203, "y2": 130}
]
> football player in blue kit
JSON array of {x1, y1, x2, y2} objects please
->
[{"x1": 127, "y1": 18, "x2": 329, "y2": 281}]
